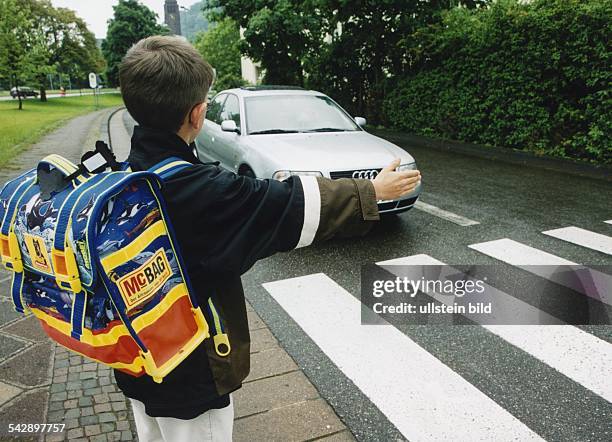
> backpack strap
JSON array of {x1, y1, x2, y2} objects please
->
[
  {"x1": 148, "y1": 157, "x2": 192, "y2": 180},
  {"x1": 207, "y1": 297, "x2": 231, "y2": 357},
  {"x1": 10, "y1": 271, "x2": 26, "y2": 313},
  {"x1": 69, "y1": 290, "x2": 88, "y2": 339}
]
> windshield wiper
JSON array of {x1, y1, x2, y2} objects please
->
[
  {"x1": 304, "y1": 128, "x2": 347, "y2": 133},
  {"x1": 249, "y1": 129, "x2": 300, "y2": 135}
]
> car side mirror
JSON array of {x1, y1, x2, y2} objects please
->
[
  {"x1": 221, "y1": 120, "x2": 239, "y2": 133},
  {"x1": 354, "y1": 117, "x2": 367, "y2": 127}
]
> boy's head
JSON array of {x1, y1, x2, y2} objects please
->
[{"x1": 119, "y1": 35, "x2": 215, "y2": 139}]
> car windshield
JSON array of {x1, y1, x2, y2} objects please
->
[{"x1": 245, "y1": 95, "x2": 360, "y2": 135}]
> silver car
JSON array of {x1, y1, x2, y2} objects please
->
[{"x1": 195, "y1": 86, "x2": 421, "y2": 214}]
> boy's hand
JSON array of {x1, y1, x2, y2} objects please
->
[{"x1": 372, "y1": 159, "x2": 421, "y2": 201}]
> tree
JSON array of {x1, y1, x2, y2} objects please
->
[
  {"x1": 209, "y1": 0, "x2": 487, "y2": 121},
  {"x1": 194, "y1": 18, "x2": 244, "y2": 90},
  {"x1": 0, "y1": 0, "x2": 35, "y2": 109},
  {"x1": 43, "y1": 4, "x2": 104, "y2": 91},
  {"x1": 102, "y1": 0, "x2": 168, "y2": 86},
  {"x1": 207, "y1": 0, "x2": 321, "y2": 85},
  {"x1": 302, "y1": 0, "x2": 488, "y2": 122},
  {"x1": 23, "y1": 0, "x2": 103, "y2": 101},
  {"x1": 0, "y1": 0, "x2": 104, "y2": 105}
]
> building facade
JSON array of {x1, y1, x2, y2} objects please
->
[{"x1": 164, "y1": 0, "x2": 182, "y2": 36}]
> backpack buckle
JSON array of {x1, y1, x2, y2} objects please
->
[
  {"x1": 0, "y1": 232, "x2": 23, "y2": 273},
  {"x1": 52, "y1": 246, "x2": 82, "y2": 292},
  {"x1": 213, "y1": 333, "x2": 231, "y2": 357}
]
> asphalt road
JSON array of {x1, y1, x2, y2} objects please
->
[
  {"x1": 121, "y1": 114, "x2": 611, "y2": 441},
  {"x1": 244, "y1": 140, "x2": 612, "y2": 441}
]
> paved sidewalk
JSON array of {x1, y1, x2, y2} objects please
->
[{"x1": 0, "y1": 109, "x2": 355, "y2": 441}]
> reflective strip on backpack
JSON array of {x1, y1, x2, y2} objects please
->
[
  {"x1": 0, "y1": 176, "x2": 36, "y2": 236},
  {"x1": 0, "y1": 169, "x2": 36, "y2": 222},
  {"x1": 148, "y1": 157, "x2": 192, "y2": 180}
]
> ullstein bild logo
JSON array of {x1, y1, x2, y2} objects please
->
[
  {"x1": 117, "y1": 249, "x2": 171, "y2": 309},
  {"x1": 352, "y1": 169, "x2": 379, "y2": 180}
]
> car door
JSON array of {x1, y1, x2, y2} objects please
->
[
  {"x1": 214, "y1": 94, "x2": 242, "y2": 171},
  {"x1": 196, "y1": 93, "x2": 226, "y2": 162}
]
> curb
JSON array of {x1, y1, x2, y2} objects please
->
[{"x1": 372, "y1": 129, "x2": 612, "y2": 182}]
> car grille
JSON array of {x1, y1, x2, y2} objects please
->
[
  {"x1": 330, "y1": 168, "x2": 382, "y2": 180},
  {"x1": 378, "y1": 201, "x2": 398, "y2": 211}
]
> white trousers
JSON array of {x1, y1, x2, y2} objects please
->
[{"x1": 130, "y1": 396, "x2": 234, "y2": 442}]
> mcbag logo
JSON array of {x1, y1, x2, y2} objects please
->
[{"x1": 117, "y1": 248, "x2": 171, "y2": 310}]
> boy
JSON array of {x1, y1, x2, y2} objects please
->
[{"x1": 118, "y1": 35, "x2": 420, "y2": 441}]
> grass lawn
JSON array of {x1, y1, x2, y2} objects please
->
[{"x1": 0, "y1": 93, "x2": 124, "y2": 167}]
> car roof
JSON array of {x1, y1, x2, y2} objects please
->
[{"x1": 219, "y1": 86, "x2": 324, "y2": 98}]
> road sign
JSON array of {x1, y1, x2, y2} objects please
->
[{"x1": 88, "y1": 72, "x2": 97, "y2": 89}]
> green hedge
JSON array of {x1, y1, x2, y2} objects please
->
[{"x1": 383, "y1": 0, "x2": 611, "y2": 164}]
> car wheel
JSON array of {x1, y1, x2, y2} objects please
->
[{"x1": 238, "y1": 166, "x2": 256, "y2": 179}]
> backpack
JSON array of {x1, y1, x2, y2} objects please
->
[{"x1": 0, "y1": 153, "x2": 218, "y2": 383}]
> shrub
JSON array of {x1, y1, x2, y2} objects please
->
[{"x1": 383, "y1": 0, "x2": 611, "y2": 164}]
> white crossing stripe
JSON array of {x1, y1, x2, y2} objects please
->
[
  {"x1": 263, "y1": 273, "x2": 543, "y2": 441},
  {"x1": 414, "y1": 200, "x2": 480, "y2": 226},
  {"x1": 468, "y1": 238, "x2": 611, "y2": 306},
  {"x1": 543, "y1": 226, "x2": 612, "y2": 255},
  {"x1": 605, "y1": 220, "x2": 612, "y2": 225},
  {"x1": 379, "y1": 255, "x2": 612, "y2": 403},
  {"x1": 378, "y1": 254, "x2": 563, "y2": 325}
]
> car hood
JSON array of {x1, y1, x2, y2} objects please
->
[{"x1": 245, "y1": 131, "x2": 414, "y2": 171}]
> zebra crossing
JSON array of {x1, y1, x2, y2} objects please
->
[
  {"x1": 542, "y1": 226, "x2": 612, "y2": 256},
  {"x1": 261, "y1": 222, "x2": 612, "y2": 441}
]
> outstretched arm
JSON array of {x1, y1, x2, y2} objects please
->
[{"x1": 181, "y1": 159, "x2": 420, "y2": 275}]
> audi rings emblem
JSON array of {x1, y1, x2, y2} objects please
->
[{"x1": 352, "y1": 169, "x2": 379, "y2": 180}]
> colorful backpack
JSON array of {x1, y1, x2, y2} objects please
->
[{"x1": 0, "y1": 152, "x2": 217, "y2": 383}]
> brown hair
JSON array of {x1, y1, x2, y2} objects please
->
[{"x1": 119, "y1": 35, "x2": 215, "y2": 133}]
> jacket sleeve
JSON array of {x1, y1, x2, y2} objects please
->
[{"x1": 177, "y1": 166, "x2": 379, "y2": 275}]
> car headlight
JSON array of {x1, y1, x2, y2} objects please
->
[
  {"x1": 397, "y1": 162, "x2": 417, "y2": 171},
  {"x1": 272, "y1": 170, "x2": 323, "y2": 181}
]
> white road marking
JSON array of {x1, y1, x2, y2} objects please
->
[
  {"x1": 378, "y1": 254, "x2": 563, "y2": 325},
  {"x1": 468, "y1": 238, "x2": 611, "y2": 306},
  {"x1": 263, "y1": 273, "x2": 543, "y2": 442},
  {"x1": 605, "y1": 220, "x2": 612, "y2": 225},
  {"x1": 414, "y1": 200, "x2": 480, "y2": 226},
  {"x1": 543, "y1": 226, "x2": 612, "y2": 255},
  {"x1": 378, "y1": 254, "x2": 612, "y2": 403}
]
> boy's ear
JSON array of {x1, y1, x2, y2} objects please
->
[{"x1": 190, "y1": 102, "x2": 207, "y2": 130}]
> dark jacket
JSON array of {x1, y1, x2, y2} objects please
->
[{"x1": 115, "y1": 125, "x2": 379, "y2": 418}]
